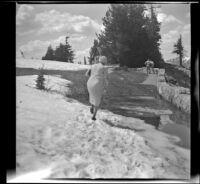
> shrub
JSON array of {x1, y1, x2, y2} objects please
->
[{"x1": 35, "y1": 66, "x2": 46, "y2": 90}]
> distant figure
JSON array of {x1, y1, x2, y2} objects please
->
[
  {"x1": 86, "y1": 47, "x2": 108, "y2": 121},
  {"x1": 149, "y1": 60, "x2": 155, "y2": 74},
  {"x1": 145, "y1": 59, "x2": 155, "y2": 74},
  {"x1": 144, "y1": 59, "x2": 151, "y2": 74}
]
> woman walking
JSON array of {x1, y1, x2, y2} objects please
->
[{"x1": 86, "y1": 47, "x2": 108, "y2": 120}]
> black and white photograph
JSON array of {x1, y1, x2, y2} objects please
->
[{"x1": 8, "y1": 1, "x2": 198, "y2": 182}]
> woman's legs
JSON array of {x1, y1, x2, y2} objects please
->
[
  {"x1": 147, "y1": 66, "x2": 150, "y2": 74},
  {"x1": 90, "y1": 105, "x2": 94, "y2": 114},
  {"x1": 92, "y1": 106, "x2": 98, "y2": 120}
]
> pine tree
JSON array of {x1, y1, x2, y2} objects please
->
[
  {"x1": 97, "y1": 4, "x2": 129, "y2": 65},
  {"x1": 95, "y1": 4, "x2": 146, "y2": 67},
  {"x1": 63, "y1": 36, "x2": 74, "y2": 63},
  {"x1": 145, "y1": 5, "x2": 163, "y2": 67},
  {"x1": 54, "y1": 43, "x2": 68, "y2": 62},
  {"x1": 124, "y1": 4, "x2": 150, "y2": 67},
  {"x1": 42, "y1": 45, "x2": 54, "y2": 60},
  {"x1": 172, "y1": 35, "x2": 185, "y2": 67},
  {"x1": 92, "y1": 4, "x2": 163, "y2": 68},
  {"x1": 35, "y1": 66, "x2": 45, "y2": 90},
  {"x1": 42, "y1": 36, "x2": 74, "y2": 63},
  {"x1": 89, "y1": 39, "x2": 99, "y2": 64}
]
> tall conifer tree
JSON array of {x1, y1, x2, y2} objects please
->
[
  {"x1": 42, "y1": 45, "x2": 54, "y2": 60},
  {"x1": 91, "y1": 4, "x2": 163, "y2": 68},
  {"x1": 172, "y1": 35, "x2": 185, "y2": 67},
  {"x1": 42, "y1": 36, "x2": 74, "y2": 63}
]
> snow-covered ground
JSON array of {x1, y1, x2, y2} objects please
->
[
  {"x1": 14, "y1": 59, "x2": 190, "y2": 181},
  {"x1": 157, "y1": 69, "x2": 190, "y2": 113},
  {"x1": 16, "y1": 58, "x2": 90, "y2": 71}
]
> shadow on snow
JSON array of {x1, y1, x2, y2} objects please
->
[{"x1": 16, "y1": 67, "x2": 190, "y2": 131}]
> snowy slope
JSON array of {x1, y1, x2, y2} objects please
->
[
  {"x1": 16, "y1": 58, "x2": 90, "y2": 71},
  {"x1": 15, "y1": 59, "x2": 190, "y2": 180}
]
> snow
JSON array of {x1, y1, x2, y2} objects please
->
[
  {"x1": 15, "y1": 59, "x2": 190, "y2": 181},
  {"x1": 157, "y1": 69, "x2": 190, "y2": 113},
  {"x1": 21, "y1": 74, "x2": 72, "y2": 95},
  {"x1": 16, "y1": 58, "x2": 90, "y2": 71},
  {"x1": 17, "y1": 75, "x2": 166, "y2": 178}
]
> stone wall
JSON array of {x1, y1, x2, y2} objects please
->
[{"x1": 156, "y1": 69, "x2": 190, "y2": 114}]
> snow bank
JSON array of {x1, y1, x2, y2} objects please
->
[
  {"x1": 157, "y1": 69, "x2": 190, "y2": 113},
  {"x1": 16, "y1": 58, "x2": 90, "y2": 71},
  {"x1": 16, "y1": 75, "x2": 190, "y2": 179}
]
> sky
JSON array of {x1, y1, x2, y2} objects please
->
[{"x1": 16, "y1": 3, "x2": 191, "y2": 63}]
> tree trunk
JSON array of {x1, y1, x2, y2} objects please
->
[{"x1": 179, "y1": 54, "x2": 183, "y2": 67}]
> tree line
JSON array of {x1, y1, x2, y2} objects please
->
[
  {"x1": 89, "y1": 4, "x2": 164, "y2": 68},
  {"x1": 42, "y1": 36, "x2": 74, "y2": 63},
  {"x1": 41, "y1": 5, "x2": 186, "y2": 68}
]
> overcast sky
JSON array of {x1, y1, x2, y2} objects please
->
[{"x1": 16, "y1": 3, "x2": 191, "y2": 62}]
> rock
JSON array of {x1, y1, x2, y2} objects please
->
[{"x1": 164, "y1": 75, "x2": 178, "y2": 85}]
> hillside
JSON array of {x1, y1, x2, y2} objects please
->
[
  {"x1": 164, "y1": 63, "x2": 190, "y2": 88},
  {"x1": 165, "y1": 57, "x2": 190, "y2": 69}
]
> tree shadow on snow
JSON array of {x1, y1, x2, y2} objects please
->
[{"x1": 16, "y1": 67, "x2": 90, "y2": 105}]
